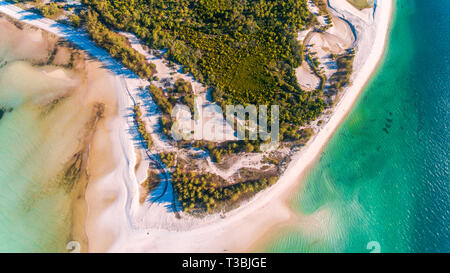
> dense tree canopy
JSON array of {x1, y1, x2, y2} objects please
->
[{"x1": 82, "y1": 0, "x2": 325, "y2": 129}]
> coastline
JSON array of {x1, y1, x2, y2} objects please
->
[
  {"x1": 251, "y1": 0, "x2": 397, "y2": 251},
  {"x1": 0, "y1": 0, "x2": 394, "y2": 252},
  {"x1": 0, "y1": 11, "x2": 121, "y2": 252},
  {"x1": 107, "y1": 0, "x2": 394, "y2": 252},
  {"x1": 0, "y1": 2, "x2": 136, "y2": 253}
]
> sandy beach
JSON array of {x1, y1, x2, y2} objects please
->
[
  {"x1": 0, "y1": 0, "x2": 393, "y2": 252},
  {"x1": 107, "y1": 0, "x2": 394, "y2": 252}
]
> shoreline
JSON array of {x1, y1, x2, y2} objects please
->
[
  {"x1": 0, "y1": 10, "x2": 121, "y2": 252},
  {"x1": 0, "y1": 0, "x2": 394, "y2": 252},
  {"x1": 107, "y1": 0, "x2": 394, "y2": 252},
  {"x1": 250, "y1": 0, "x2": 397, "y2": 251},
  {"x1": 0, "y1": 1, "x2": 138, "y2": 253}
]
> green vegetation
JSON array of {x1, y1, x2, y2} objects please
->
[
  {"x1": 69, "y1": 0, "x2": 356, "y2": 213},
  {"x1": 160, "y1": 152, "x2": 176, "y2": 168},
  {"x1": 306, "y1": 52, "x2": 326, "y2": 92},
  {"x1": 134, "y1": 104, "x2": 152, "y2": 150},
  {"x1": 328, "y1": 51, "x2": 355, "y2": 97},
  {"x1": 160, "y1": 114, "x2": 173, "y2": 136},
  {"x1": 174, "y1": 78, "x2": 193, "y2": 94},
  {"x1": 190, "y1": 140, "x2": 260, "y2": 162},
  {"x1": 172, "y1": 165, "x2": 278, "y2": 213},
  {"x1": 82, "y1": 0, "x2": 326, "y2": 131},
  {"x1": 280, "y1": 126, "x2": 314, "y2": 142},
  {"x1": 83, "y1": 10, "x2": 156, "y2": 79},
  {"x1": 310, "y1": 0, "x2": 333, "y2": 32},
  {"x1": 312, "y1": 0, "x2": 329, "y2": 16},
  {"x1": 174, "y1": 78, "x2": 195, "y2": 113},
  {"x1": 37, "y1": 2, "x2": 63, "y2": 19},
  {"x1": 262, "y1": 155, "x2": 280, "y2": 166},
  {"x1": 69, "y1": 14, "x2": 81, "y2": 28},
  {"x1": 148, "y1": 84, "x2": 173, "y2": 115},
  {"x1": 147, "y1": 84, "x2": 176, "y2": 136}
]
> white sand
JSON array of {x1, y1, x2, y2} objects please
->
[
  {"x1": 110, "y1": 0, "x2": 394, "y2": 252},
  {"x1": 296, "y1": 62, "x2": 321, "y2": 91},
  {"x1": 0, "y1": 0, "x2": 393, "y2": 252},
  {"x1": 298, "y1": 1, "x2": 357, "y2": 88}
]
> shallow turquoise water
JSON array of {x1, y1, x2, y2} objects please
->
[
  {"x1": 0, "y1": 47, "x2": 87, "y2": 252},
  {"x1": 0, "y1": 69, "x2": 69, "y2": 252},
  {"x1": 266, "y1": 0, "x2": 449, "y2": 253}
]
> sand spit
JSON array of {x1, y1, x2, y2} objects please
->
[
  {"x1": 109, "y1": 0, "x2": 393, "y2": 252},
  {"x1": 0, "y1": 0, "x2": 393, "y2": 252}
]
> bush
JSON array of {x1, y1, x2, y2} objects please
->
[
  {"x1": 69, "y1": 14, "x2": 81, "y2": 28},
  {"x1": 133, "y1": 104, "x2": 152, "y2": 149},
  {"x1": 148, "y1": 84, "x2": 173, "y2": 115},
  {"x1": 84, "y1": 11, "x2": 156, "y2": 79},
  {"x1": 38, "y1": 3, "x2": 62, "y2": 19},
  {"x1": 172, "y1": 165, "x2": 278, "y2": 213},
  {"x1": 82, "y1": 0, "x2": 328, "y2": 128}
]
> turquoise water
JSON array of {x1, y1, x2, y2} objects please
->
[
  {"x1": 266, "y1": 0, "x2": 449, "y2": 253},
  {"x1": 0, "y1": 63, "x2": 71, "y2": 252}
]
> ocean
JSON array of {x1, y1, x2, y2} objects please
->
[
  {"x1": 0, "y1": 61, "x2": 74, "y2": 252},
  {"x1": 265, "y1": 0, "x2": 449, "y2": 253},
  {"x1": 0, "y1": 0, "x2": 448, "y2": 253},
  {"x1": 0, "y1": 23, "x2": 94, "y2": 252}
]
